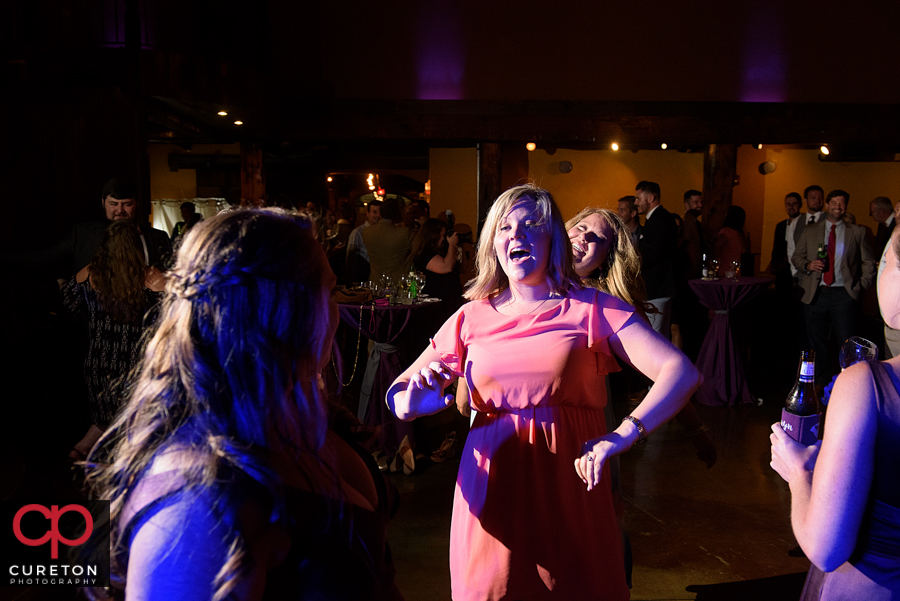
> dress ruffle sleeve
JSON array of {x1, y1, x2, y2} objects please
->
[
  {"x1": 587, "y1": 289, "x2": 635, "y2": 375},
  {"x1": 430, "y1": 305, "x2": 468, "y2": 363}
]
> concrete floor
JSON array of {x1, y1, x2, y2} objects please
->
[{"x1": 385, "y1": 392, "x2": 811, "y2": 601}]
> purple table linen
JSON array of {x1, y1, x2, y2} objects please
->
[
  {"x1": 338, "y1": 301, "x2": 443, "y2": 457},
  {"x1": 689, "y1": 277, "x2": 770, "y2": 406}
]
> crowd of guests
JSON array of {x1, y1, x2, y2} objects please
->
[
  {"x1": 768, "y1": 185, "x2": 895, "y2": 388},
  {"x1": 15, "y1": 174, "x2": 898, "y2": 599}
]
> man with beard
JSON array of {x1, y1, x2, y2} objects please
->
[
  {"x1": 10, "y1": 178, "x2": 171, "y2": 277},
  {"x1": 793, "y1": 189, "x2": 876, "y2": 385},
  {"x1": 673, "y1": 189, "x2": 706, "y2": 360},
  {"x1": 680, "y1": 190, "x2": 704, "y2": 279}
]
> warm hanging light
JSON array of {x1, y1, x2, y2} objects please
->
[
  {"x1": 217, "y1": 111, "x2": 228, "y2": 116},
  {"x1": 326, "y1": 176, "x2": 333, "y2": 183},
  {"x1": 756, "y1": 144, "x2": 763, "y2": 149},
  {"x1": 234, "y1": 120, "x2": 243, "y2": 125},
  {"x1": 526, "y1": 142, "x2": 536, "y2": 152},
  {"x1": 611, "y1": 142, "x2": 619, "y2": 151},
  {"x1": 820, "y1": 145, "x2": 830, "y2": 155},
  {"x1": 660, "y1": 143, "x2": 668, "y2": 150}
]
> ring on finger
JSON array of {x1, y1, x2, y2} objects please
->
[{"x1": 587, "y1": 456, "x2": 594, "y2": 462}]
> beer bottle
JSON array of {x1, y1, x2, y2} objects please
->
[{"x1": 781, "y1": 350, "x2": 821, "y2": 445}]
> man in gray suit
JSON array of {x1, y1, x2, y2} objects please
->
[{"x1": 792, "y1": 189, "x2": 876, "y2": 384}]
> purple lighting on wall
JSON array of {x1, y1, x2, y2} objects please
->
[
  {"x1": 416, "y1": 2, "x2": 465, "y2": 99},
  {"x1": 740, "y1": 10, "x2": 786, "y2": 102}
]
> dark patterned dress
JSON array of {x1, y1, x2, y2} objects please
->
[{"x1": 62, "y1": 276, "x2": 161, "y2": 426}]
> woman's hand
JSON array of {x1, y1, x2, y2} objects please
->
[
  {"x1": 770, "y1": 423, "x2": 821, "y2": 483},
  {"x1": 574, "y1": 429, "x2": 635, "y2": 491},
  {"x1": 145, "y1": 267, "x2": 168, "y2": 292},
  {"x1": 389, "y1": 362, "x2": 455, "y2": 421}
]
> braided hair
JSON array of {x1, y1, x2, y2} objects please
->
[{"x1": 86, "y1": 208, "x2": 337, "y2": 600}]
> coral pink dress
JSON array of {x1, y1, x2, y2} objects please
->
[{"x1": 432, "y1": 287, "x2": 633, "y2": 601}]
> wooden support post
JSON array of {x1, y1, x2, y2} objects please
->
[
  {"x1": 241, "y1": 142, "x2": 266, "y2": 206},
  {"x1": 124, "y1": 0, "x2": 149, "y2": 209},
  {"x1": 702, "y1": 143, "x2": 738, "y2": 236},
  {"x1": 477, "y1": 142, "x2": 501, "y2": 234}
]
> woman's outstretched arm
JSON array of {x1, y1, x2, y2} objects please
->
[
  {"x1": 575, "y1": 314, "x2": 700, "y2": 490},
  {"x1": 387, "y1": 345, "x2": 456, "y2": 421}
]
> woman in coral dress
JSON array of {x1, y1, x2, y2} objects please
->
[{"x1": 389, "y1": 185, "x2": 700, "y2": 600}]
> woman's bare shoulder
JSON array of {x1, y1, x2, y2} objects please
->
[
  {"x1": 75, "y1": 265, "x2": 90, "y2": 283},
  {"x1": 832, "y1": 361, "x2": 879, "y2": 405}
]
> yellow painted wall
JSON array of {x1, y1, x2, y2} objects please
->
[
  {"x1": 428, "y1": 148, "x2": 478, "y2": 233},
  {"x1": 758, "y1": 149, "x2": 900, "y2": 270},
  {"x1": 734, "y1": 146, "x2": 768, "y2": 269},
  {"x1": 148, "y1": 143, "x2": 241, "y2": 200},
  {"x1": 526, "y1": 149, "x2": 704, "y2": 223}
]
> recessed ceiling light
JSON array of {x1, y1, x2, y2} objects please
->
[
  {"x1": 526, "y1": 142, "x2": 536, "y2": 151},
  {"x1": 611, "y1": 143, "x2": 619, "y2": 151},
  {"x1": 660, "y1": 143, "x2": 667, "y2": 150},
  {"x1": 234, "y1": 120, "x2": 243, "y2": 125},
  {"x1": 217, "y1": 111, "x2": 228, "y2": 116},
  {"x1": 820, "y1": 145, "x2": 830, "y2": 155}
]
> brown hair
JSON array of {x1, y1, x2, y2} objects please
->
[{"x1": 89, "y1": 220, "x2": 150, "y2": 322}]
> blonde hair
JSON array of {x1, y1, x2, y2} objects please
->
[
  {"x1": 85, "y1": 209, "x2": 335, "y2": 600},
  {"x1": 465, "y1": 184, "x2": 581, "y2": 300},
  {"x1": 565, "y1": 207, "x2": 650, "y2": 318}
]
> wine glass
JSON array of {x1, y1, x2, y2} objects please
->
[
  {"x1": 415, "y1": 272, "x2": 427, "y2": 297},
  {"x1": 730, "y1": 260, "x2": 741, "y2": 281},
  {"x1": 839, "y1": 336, "x2": 879, "y2": 370}
]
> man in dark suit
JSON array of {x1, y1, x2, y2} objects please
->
[
  {"x1": 616, "y1": 195, "x2": 642, "y2": 248},
  {"x1": 635, "y1": 180, "x2": 679, "y2": 339},
  {"x1": 870, "y1": 196, "x2": 895, "y2": 258},
  {"x1": 770, "y1": 192, "x2": 803, "y2": 291},
  {"x1": 11, "y1": 178, "x2": 172, "y2": 277},
  {"x1": 799, "y1": 185, "x2": 826, "y2": 234},
  {"x1": 792, "y1": 189, "x2": 876, "y2": 384}
]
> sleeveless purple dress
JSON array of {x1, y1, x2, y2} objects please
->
[{"x1": 800, "y1": 360, "x2": 900, "y2": 600}]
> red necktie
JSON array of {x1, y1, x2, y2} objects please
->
[{"x1": 823, "y1": 225, "x2": 836, "y2": 285}]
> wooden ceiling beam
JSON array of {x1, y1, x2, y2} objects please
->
[{"x1": 147, "y1": 98, "x2": 900, "y2": 148}]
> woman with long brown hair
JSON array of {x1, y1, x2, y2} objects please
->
[
  {"x1": 62, "y1": 219, "x2": 165, "y2": 460},
  {"x1": 85, "y1": 209, "x2": 402, "y2": 600}
]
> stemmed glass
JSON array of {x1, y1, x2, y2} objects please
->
[
  {"x1": 839, "y1": 336, "x2": 879, "y2": 370},
  {"x1": 415, "y1": 272, "x2": 427, "y2": 297}
]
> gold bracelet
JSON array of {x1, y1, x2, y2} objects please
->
[{"x1": 622, "y1": 415, "x2": 647, "y2": 444}]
